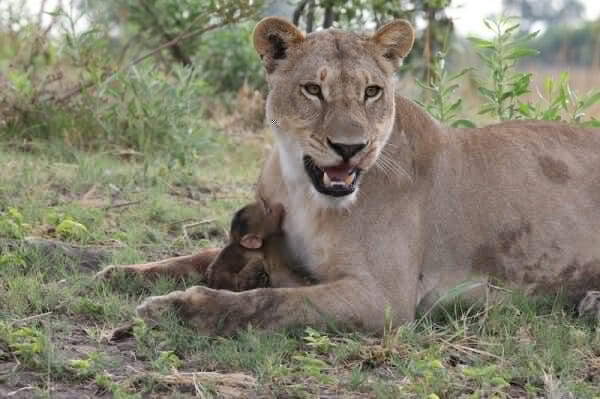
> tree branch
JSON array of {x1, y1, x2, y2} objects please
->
[
  {"x1": 54, "y1": 14, "x2": 248, "y2": 105},
  {"x1": 140, "y1": 1, "x2": 192, "y2": 66}
]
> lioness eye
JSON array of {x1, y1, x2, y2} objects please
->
[
  {"x1": 303, "y1": 84, "x2": 322, "y2": 97},
  {"x1": 365, "y1": 85, "x2": 381, "y2": 100}
]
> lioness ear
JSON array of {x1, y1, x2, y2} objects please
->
[
  {"x1": 253, "y1": 17, "x2": 304, "y2": 73},
  {"x1": 372, "y1": 20, "x2": 415, "y2": 66},
  {"x1": 240, "y1": 234, "x2": 263, "y2": 249}
]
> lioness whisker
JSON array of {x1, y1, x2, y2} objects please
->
[{"x1": 377, "y1": 152, "x2": 413, "y2": 183}]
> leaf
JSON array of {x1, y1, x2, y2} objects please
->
[
  {"x1": 580, "y1": 91, "x2": 600, "y2": 111},
  {"x1": 483, "y1": 19, "x2": 494, "y2": 32},
  {"x1": 468, "y1": 37, "x2": 495, "y2": 49},
  {"x1": 478, "y1": 87, "x2": 496, "y2": 100},
  {"x1": 447, "y1": 98, "x2": 462, "y2": 114},
  {"x1": 452, "y1": 119, "x2": 477, "y2": 128},
  {"x1": 478, "y1": 104, "x2": 496, "y2": 115},
  {"x1": 442, "y1": 84, "x2": 460, "y2": 97},
  {"x1": 506, "y1": 47, "x2": 539, "y2": 59},
  {"x1": 505, "y1": 23, "x2": 521, "y2": 34},
  {"x1": 518, "y1": 103, "x2": 534, "y2": 117},
  {"x1": 415, "y1": 79, "x2": 432, "y2": 91},
  {"x1": 44, "y1": 10, "x2": 65, "y2": 17},
  {"x1": 448, "y1": 68, "x2": 473, "y2": 81},
  {"x1": 523, "y1": 30, "x2": 541, "y2": 41}
]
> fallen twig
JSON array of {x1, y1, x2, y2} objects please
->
[
  {"x1": 7, "y1": 386, "x2": 34, "y2": 397},
  {"x1": 440, "y1": 338, "x2": 502, "y2": 361},
  {"x1": 182, "y1": 219, "x2": 216, "y2": 244},
  {"x1": 10, "y1": 312, "x2": 53, "y2": 327},
  {"x1": 103, "y1": 199, "x2": 144, "y2": 210}
]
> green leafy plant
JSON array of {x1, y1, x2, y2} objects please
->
[
  {"x1": 292, "y1": 353, "x2": 334, "y2": 384},
  {"x1": 303, "y1": 327, "x2": 336, "y2": 353},
  {"x1": 69, "y1": 351, "x2": 107, "y2": 379},
  {"x1": 463, "y1": 365, "x2": 511, "y2": 397},
  {"x1": 404, "y1": 354, "x2": 448, "y2": 397},
  {"x1": 0, "y1": 208, "x2": 30, "y2": 239},
  {"x1": 417, "y1": 51, "x2": 475, "y2": 127},
  {"x1": 95, "y1": 373, "x2": 142, "y2": 399},
  {"x1": 0, "y1": 253, "x2": 27, "y2": 269},
  {"x1": 197, "y1": 23, "x2": 266, "y2": 93},
  {"x1": 151, "y1": 350, "x2": 182, "y2": 374},
  {"x1": 56, "y1": 217, "x2": 89, "y2": 241},
  {"x1": 518, "y1": 72, "x2": 600, "y2": 126},
  {"x1": 469, "y1": 16, "x2": 539, "y2": 121},
  {"x1": 0, "y1": 323, "x2": 62, "y2": 372}
]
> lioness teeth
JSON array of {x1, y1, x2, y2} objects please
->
[
  {"x1": 344, "y1": 172, "x2": 355, "y2": 185},
  {"x1": 323, "y1": 170, "x2": 355, "y2": 187}
]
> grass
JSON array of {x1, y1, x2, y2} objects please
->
[{"x1": 0, "y1": 127, "x2": 599, "y2": 398}]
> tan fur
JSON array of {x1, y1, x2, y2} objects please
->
[{"x1": 110, "y1": 19, "x2": 600, "y2": 335}]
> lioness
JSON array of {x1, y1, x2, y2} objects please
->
[{"x1": 101, "y1": 18, "x2": 600, "y2": 335}]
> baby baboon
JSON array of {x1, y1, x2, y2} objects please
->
[{"x1": 206, "y1": 199, "x2": 314, "y2": 291}]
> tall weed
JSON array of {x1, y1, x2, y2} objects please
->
[{"x1": 420, "y1": 16, "x2": 600, "y2": 127}]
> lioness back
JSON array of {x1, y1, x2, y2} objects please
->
[{"x1": 417, "y1": 119, "x2": 600, "y2": 306}]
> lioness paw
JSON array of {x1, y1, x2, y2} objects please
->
[
  {"x1": 136, "y1": 286, "x2": 249, "y2": 336},
  {"x1": 577, "y1": 291, "x2": 600, "y2": 320},
  {"x1": 136, "y1": 290, "x2": 185, "y2": 323}
]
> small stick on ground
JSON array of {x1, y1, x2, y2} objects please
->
[
  {"x1": 182, "y1": 219, "x2": 216, "y2": 244},
  {"x1": 10, "y1": 312, "x2": 53, "y2": 327},
  {"x1": 103, "y1": 199, "x2": 144, "y2": 210},
  {"x1": 7, "y1": 386, "x2": 34, "y2": 397}
]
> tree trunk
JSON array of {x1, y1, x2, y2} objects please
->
[
  {"x1": 306, "y1": 0, "x2": 315, "y2": 33},
  {"x1": 292, "y1": 0, "x2": 309, "y2": 26},
  {"x1": 323, "y1": 5, "x2": 335, "y2": 29}
]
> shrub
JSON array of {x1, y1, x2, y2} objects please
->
[{"x1": 196, "y1": 23, "x2": 266, "y2": 93}]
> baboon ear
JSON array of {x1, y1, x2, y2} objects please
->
[
  {"x1": 253, "y1": 17, "x2": 304, "y2": 73},
  {"x1": 371, "y1": 20, "x2": 415, "y2": 66},
  {"x1": 240, "y1": 234, "x2": 263, "y2": 249}
]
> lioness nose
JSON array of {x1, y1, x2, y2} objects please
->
[{"x1": 327, "y1": 139, "x2": 367, "y2": 161}]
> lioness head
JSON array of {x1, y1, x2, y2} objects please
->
[{"x1": 253, "y1": 18, "x2": 414, "y2": 207}]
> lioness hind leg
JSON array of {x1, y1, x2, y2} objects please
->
[
  {"x1": 577, "y1": 291, "x2": 600, "y2": 320},
  {"x1": 95, "y1": 248, "x2": 220, "y2": 281}
]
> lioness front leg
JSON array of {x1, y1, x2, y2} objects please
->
[
  {"x1": 95, "y1": 248, "x2": 220, "y2": 280},
  {"x1": 136, "y1": 278, "x2": 403, "y2": 336}
]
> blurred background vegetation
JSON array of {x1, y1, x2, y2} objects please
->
[{"x1": 0, "y1": 0, "x2": 598, "y2": 161}]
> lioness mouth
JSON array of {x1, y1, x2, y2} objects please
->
[{"x1": 303, "y1": 155, "x2": 362, "y2": 197}]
